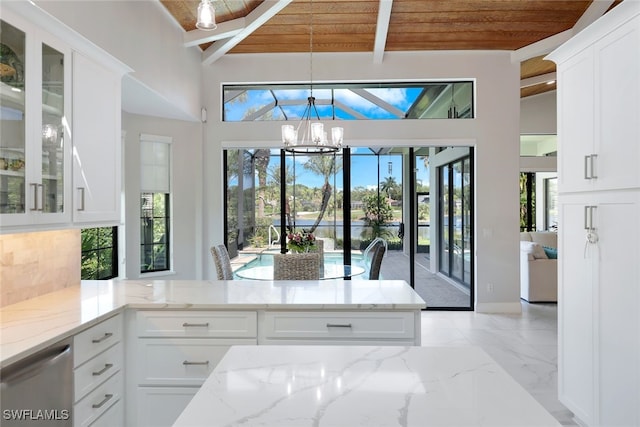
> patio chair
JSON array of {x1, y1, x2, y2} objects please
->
[
  {"x1": 273, "y1": 253, "x2": 321, "y2": 280},
  {"x1": 211, "y1": 244, "x2": 234, "y2": 280},
  {"x1": 368, "y1": 244, "x2": 386, "y2": 280},
  {"x1": 362, "y1": 237, "x2": 387, "y2": 268}
]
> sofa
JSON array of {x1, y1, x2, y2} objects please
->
[{"x1": 520, "y1": 231, "x2": 558, "y2": 302}]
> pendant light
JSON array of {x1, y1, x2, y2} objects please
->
[{"x1": 196, "y1": 0, "x2": 217, "y2": 31}]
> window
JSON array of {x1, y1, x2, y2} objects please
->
[
  {"x1": 520, "y1": 172, "x2": 536, "y2": 231},
  {"x1": 141, "y1": 193, "x2": 169, "y2": 272},
  {"x1": 81, "y1": 227, "x2": 118, "y2": 279},
  {"x1": 140, "y1": 135, "x2": 171, "y2": 273},
  {"x1": 545, "y1": 177, "x2": 558, "y2": 230},
  {"x1": 223, "y1": 81, "x2": 474, "y2": 122}
]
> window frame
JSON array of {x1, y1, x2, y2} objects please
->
[
  {"x1": 139, "y1": 134, "x2": 173, "y2": 275},
  {"x1": 80, "y1": 226, "x2": 118, "y2": 280}
]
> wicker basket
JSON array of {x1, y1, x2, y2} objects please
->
[{"x1": 308, "y1": 238, "x2": 324, "y2": 270}]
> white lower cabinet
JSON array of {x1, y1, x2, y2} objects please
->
[
  {"x1": 125, "y1": 308, "x2": 422, "y2": 426},
  {"x1": 127, "y1": 311, "x2": 258, "y2": 427},
  {"x1": 87, "y1": 400, "x2": 123, "y2": 427},
  {"x1": 73, "y1": 313, "x2": 124, "y2": 427},
  {"x1": 135, "y1": 387, "x2": 199, "y2": 427},
  {"x1": 558, "y1": 191, "x2": 640, "y2": 426},
  {"x1": 136, "y1": 338, "x2": 256, "y2": 386},
  {"x1": 259, "y1": 310, "x2": 419, "y2": 345}
]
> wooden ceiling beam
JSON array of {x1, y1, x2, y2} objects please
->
[
  {"x1": 202, "y1": 0, "x2": 294, "y2": 66},
  {"x1": 183, "y1": 18, "x2": 246, "y2": 47},
  {"x1": 373, "y1": 0, "x2": 393, "y2": 64},
  {"x1": 521, "y1": 72, "x2": 557, "y2": 88},
  {"x1": 512, "y1": 0, "x2": 613, "y2": 63},
  {"x1": 573, "y1": 0, "x2": 615, "y2": 33}
]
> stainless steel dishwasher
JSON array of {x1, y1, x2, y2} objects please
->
[{"x1": 1, "y1": 337, "x2": 73, "y2": 426}]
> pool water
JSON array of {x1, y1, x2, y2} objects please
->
[{"x1": 236, "y1": 252, "x2": 364, "y2": 270}]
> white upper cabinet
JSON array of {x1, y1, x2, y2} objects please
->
[
  {"x1": 0, "y1": 4, "x2": 127, "y2": 232},
  {"x1": 72, "y1": 52, "x2": 122, "y2": 224},
  {"x1": 550, "y1": 11, "x2": 640, "y2": 194},
  {"x1": 0, "y1": 12, "x2": 72, "y2": 228},
  {"x1": 555, "y1": 50, "x2": 594, "y2": 192},
  {"x1": 592, "y1": 19, "x2": 640, "y2": 191}
]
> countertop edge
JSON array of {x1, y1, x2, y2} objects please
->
[{"x1": 1, "y1": 280, "x2": 425, "y2": 368}]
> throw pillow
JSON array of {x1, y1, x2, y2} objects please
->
[
  {"x1": 543, "y1": 246, "x2": 558, "y2": 259},
  {"x1": 520, "y1": 241, "x2": 548, "y2": 259}
]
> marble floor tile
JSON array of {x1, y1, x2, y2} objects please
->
[{"x1": 420, "y1": 302, "x2": 577, "y2": 426}]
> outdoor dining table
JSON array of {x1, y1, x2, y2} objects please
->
[{"x1": 234, "y1": 263, "x2": 366, "y2": 280}]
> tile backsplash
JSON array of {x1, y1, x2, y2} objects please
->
[{"x1": 0, "y1": 229, "x2": 81, "y2": 307}]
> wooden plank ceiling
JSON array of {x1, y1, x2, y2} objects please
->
[{"x1": 161, "y1": 0, "x2": 622, "y2": 98}]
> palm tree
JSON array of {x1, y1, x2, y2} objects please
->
[
  {"x1": 380, "y1": 176, "x2": 398, "y2": 199},
  {"x1": 253, "y1": 149, "x2": 271, "y2": 218},
  {"x1": 302, "y1": 155, "x2": 343, "y2": 234}
]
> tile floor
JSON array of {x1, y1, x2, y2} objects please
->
[{"x1": 420, "y1": 302, "x2": 575, "y2": 426}]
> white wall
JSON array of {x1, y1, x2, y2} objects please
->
[
  {"x1": 122, "y1": 113, "x2": 203, "y2": 280},
  {"x1": 32, "y1": 0, "x2": 202, "y2": 122},
  {"x1": 203, "y1": 51, "x2": 522, "y2": 313},
  {"x1": 521, "y1": 91, "x2": 557, "y2": 134}
]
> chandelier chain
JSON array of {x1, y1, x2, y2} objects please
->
[{"x1": 309, "y1": 0, "x2": 313, "y2": 97}]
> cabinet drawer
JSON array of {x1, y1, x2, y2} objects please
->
[
  {"x1": 261, "y1": 311, "x2": 415, "y2": 340},
  {"x1": 74, "y1": 342, "x2": 123, "y2": 403},
  {"x1": 136, "y1": 338, "x2": 255, "y2": 386},
  {"x1": 74, "y1": 314, "x2": 122, "y2": 368},
  {"x1": 88, "y1": 399, "x2": 123, "y2": 427},
  {"x1": 136, "y1": 311, "x2": 257, "y2": 338},
  {"x1": 136, "y1": 387, "x2": 199, "y2": 427},
  {"x1": 74, "y1": 372, "x2": 123, "y2": 427}
]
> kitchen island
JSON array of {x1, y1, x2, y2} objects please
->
[
  {"x1": 1, "y1": 279, "x2": 425, "y2": 426},
  {"x1": 173, "y1": 345, "x2": 561, "y2": 427},
  {"x1": 1, "y1": 279, "x2": 425, "y2": 368}
]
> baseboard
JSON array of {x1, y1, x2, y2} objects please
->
[{"x1": 475, "y1": 302, "x2": 522, "y2": 314}]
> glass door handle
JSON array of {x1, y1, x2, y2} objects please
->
[
  {"x1": 38, "y1": 184, "x2": 44, "y2": 211},
  {"x1": 77, "y1": 187, "x2": 85, "y2": 211},
  {"x1": 30, "y1": 183, "x2": 39, "y2": 211}
]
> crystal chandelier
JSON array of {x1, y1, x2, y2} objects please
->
[{"x1": 281, "y1": 0, "x2": 343, "y2": 154}]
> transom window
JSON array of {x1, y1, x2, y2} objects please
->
[{"x1": 223, "y1": 81, "x2": 474, "y2": 122}]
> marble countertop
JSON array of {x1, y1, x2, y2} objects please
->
[
  {"x1": 0, "y1": 279, "x2": 425, "y2": 368},
  {"x1": 173, "y1": 345, "x2": 561, "y2": 427}
]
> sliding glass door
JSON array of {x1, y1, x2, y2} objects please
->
[
  {"x1": 437, "y1": 149, "x2": 473, "y2": 301},
  {"x1": 224, "y1": 146, "x2": 474, "y2": 310}
]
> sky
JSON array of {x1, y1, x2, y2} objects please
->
[
  {"x1": 224, "y1": 86, "x2": 423, "y2": 122},
  {"x1": 288, "y1": 153, "x2": 405, "y2": 190},
  {"x1": 227, "y1": 150, "x2": 431, "y2": 193}
]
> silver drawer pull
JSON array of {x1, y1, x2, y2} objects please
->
[
  {"x1": 326, "y1": 323, "x2": 352, "y2": 328},
  {"x1": 182, "y1": 322, "x2": 209, "y2": 327},
  {"x1": 584, "y1": 155, "x2": 591, "y2": 179},
  {"x1": 183, "y1": 360, "x2": 209, "y2": 366},
  {"x1": 92, "y1": 394, "x2": 113, "y2": 409},
  {"x1": 92, "y1": 332, "x2": 113, "y2": 343},
  {"x1": 92, "y1": 363, "x2": 114, "y2": 376}
]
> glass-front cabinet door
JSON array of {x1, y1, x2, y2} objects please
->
[
  {"x1": 0, "y1": 20, "x2": 26, "y2": 217},
  {"x1": 0, "y1": 14, "x2": 71, "y2": 227},
  {"x1": 41, "y1": 42, "x2": 66, "y2": 215}
]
